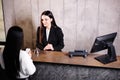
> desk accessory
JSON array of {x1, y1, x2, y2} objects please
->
[{"x1": 69, "y1": 50, "x2": 88, "y2": 58}]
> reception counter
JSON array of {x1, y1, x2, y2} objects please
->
[{"x1": 30, "y1": 51, "x2": 120, "y2": 80}]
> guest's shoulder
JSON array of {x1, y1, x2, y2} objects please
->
[
  {"x1": 19, "y1": 50, "x2": 30, "y2": 60},
  {"x1": 19, "y1": 50, "x2": 28, "y2": 57}
]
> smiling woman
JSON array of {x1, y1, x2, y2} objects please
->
[{"x1": 0, "y1": 0, "x2": 5, "y2": 42}]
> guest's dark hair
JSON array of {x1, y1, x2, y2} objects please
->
[{"x1": 3, "y1": 26, "x2": 23, "y2": 79}]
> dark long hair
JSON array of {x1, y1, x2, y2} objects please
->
[
  {"x1": 3, "y1": 26, "x2": 23, "y2": 79},
  {"x1": 39, "y1": 10, "x2": 57, "y2": 43}
]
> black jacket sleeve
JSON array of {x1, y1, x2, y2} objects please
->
[{"x1": 53, "y1": 27, "x2": 64, "y2": 51}]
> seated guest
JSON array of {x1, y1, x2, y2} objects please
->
[
  {"x1": 36, "y1": 10, "x2": 64, "y2": 51},
  {"x1": 0, "y1": 26, "x2": 36, "y2": 80}
]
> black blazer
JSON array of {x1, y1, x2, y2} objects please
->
[{"x1": 36, "y1": 26, "x2": 64, "y2": 51}]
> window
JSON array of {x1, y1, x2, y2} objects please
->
[{"x1": 0, "y1": 0, "x2": 5, "y2": 42}]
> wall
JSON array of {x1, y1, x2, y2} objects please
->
[{"x1": 2, "y1": 0, "x2": 120, "y2": 55}]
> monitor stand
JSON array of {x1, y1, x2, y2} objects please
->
[{"x1": 95, "y1": 43, "x2": 117, "y2": 64}]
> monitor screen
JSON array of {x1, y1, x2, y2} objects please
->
[{"x1": 90, "y1": 32, "x2": 117, "y2": 64}]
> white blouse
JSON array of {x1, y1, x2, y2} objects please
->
[
  {"x1": 46, "y1": 28, "x2": 50, "y2": 41},
  {"x1": 0, "y1": 49, "x2": 36, "y2": 79}
]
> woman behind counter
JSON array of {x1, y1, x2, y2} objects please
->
[{"x1": 36, "y1": 10, "x2": 64, "y2": 51}]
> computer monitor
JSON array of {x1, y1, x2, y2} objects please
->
[{"x1": 90, "y1": 32, "x2": 117, "y2": 64}]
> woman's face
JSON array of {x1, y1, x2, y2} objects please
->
[{"x1": 41, "y1": 15, "x2": 52, "y2": 28}]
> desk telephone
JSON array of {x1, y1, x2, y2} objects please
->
[{"x1": 69, "y1": 50, "x2": 88, "y2": 58}]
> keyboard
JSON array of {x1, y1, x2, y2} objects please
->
[{"x1": 69, "y1": 50, "x2": 88, "y2": 58}]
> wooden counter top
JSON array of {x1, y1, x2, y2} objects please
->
[{"x1": 32, "y1": 51, "x2": 120, "y2": 69}]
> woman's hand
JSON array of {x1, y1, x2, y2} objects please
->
[
  {"x1": 26, "y1": 48, "x2": 32, "y2": 58},
  {"x1": 44, "y1": 44, "x2": 54, "y2": 51},
  {"x1": 28, "y1": 50, "x2": 32, "y2": 58}
]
